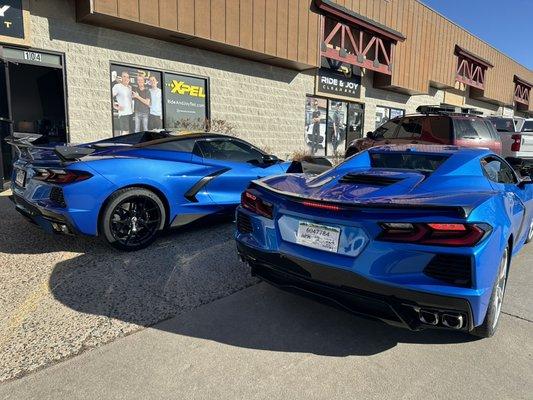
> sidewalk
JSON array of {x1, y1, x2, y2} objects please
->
[{"x1": 0, "y1": 282, "x2": 531, "y2": 400}]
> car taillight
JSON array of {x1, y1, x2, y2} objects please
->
[
  {"x1": 301, "y1": 201, "x2": 342, "y2": 211},
  {"x1": 33, "y1": 168, "x2": 93, "y2": 184},
  {"x1": 241, "y1": 190, "x2": 273, "y2": 219},
  {"x1": 378, "y1": 222, "x2": 489, "y2": 246},
  {"x1": 511, "y1": 134, "x2": 522, "y2": 152}
]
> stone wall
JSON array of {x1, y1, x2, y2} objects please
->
[
  {"x1": 21, "y1": 0, "x2": 514, "y2": 158},
  {"x1": 27, "y1": 0, "x2": 314, "y2": 157}
]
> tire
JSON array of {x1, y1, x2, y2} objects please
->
[
  {"x1": 472, "y1": 245, "x2": 510, "y2": 338},
  {"x1": 100, "y1": 187, "x2": 166, "y2": 251},
  {"x1": 526, "y1": 220, "x2": 533, "y2": 244}
]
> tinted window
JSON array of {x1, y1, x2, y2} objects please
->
[
  {"x1": 197, "y1": 139, "x2": 264, "y2": 163},
  {"x1": 481, "y1": 157, "x2": 517, "y2": 184},
  {"x1": 370, "y1": 152, "x2": 449, "y2": 174},
  {"x1": 426, "y1": 117, "x2": 452, "y2": 143},
  {"x1": 523, "y1": 121, "x2": 533, "y2": 132},
  {"x1": 373, "y1": 120, "x2": 400, "y2": 140},
  {"x1": 397, "y1": 118, "x2": 423, "y2": 139},
  {"x1": 147, "y1": 138, "x2": 196, "y2": 152},
  {"x1": 488, "y1": 118, "x2": 515, "y2": 132},
  {"x1": 454, "y1": 119, "x2": 493, "y2": 140}
]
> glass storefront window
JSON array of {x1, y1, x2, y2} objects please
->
[
  {"x1": 305, "y1": 95, "x2": 364, "y2": 156},
  {"x1": 305, "y1": 96, "x2": 327, "y2": 156},
  {"x1": 110, "y1": 63, "x2": 209, "y2": 136},
  {"x1": 327, "y1": 100, "x2": 347, "y2": 156}
]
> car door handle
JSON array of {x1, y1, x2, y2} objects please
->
[
  {"x1": 384, "y1": 141, "x2": 391, "y2": 144},
  {"x1": 410, "y1": 141, "x2": 418, "y2": 144}
]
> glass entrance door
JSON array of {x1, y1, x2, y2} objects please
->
[{"x1": 346, "y1": 103, "x2": 364, "y2": 147}]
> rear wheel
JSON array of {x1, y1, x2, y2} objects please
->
[
  {"x1": 472, "y1": 245, "x2": 509, "y2": 338},
  {"x1": 101, "y1": 187, "x2": 165, "y2": 251}
]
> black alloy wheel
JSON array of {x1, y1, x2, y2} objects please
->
[{"x1": 101, "y1": 188, "x2": 165, "y2": 251}]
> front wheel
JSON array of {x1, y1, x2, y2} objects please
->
[
  {"x1": 100, "y1": 187, "x2": 166, "y2": 251},
  {"x1": 472, "y1": 245, "x2": 509, "y2": 338}
]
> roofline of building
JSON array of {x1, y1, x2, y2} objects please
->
[{"x1": 417, "y1": 0, "x2": 532, "y2": 73}]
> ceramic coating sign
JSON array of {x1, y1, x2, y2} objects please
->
[
  {"x1": 0, "y1": 0, "x2": 24, "y2": 39},
  {"x1": 317, "y1": 68, "x2": 361, "y2": 99}
]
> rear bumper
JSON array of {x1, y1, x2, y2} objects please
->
[
  {"x1": 237, "y1": 241, "x2": 474, "y2": 331},
  {"x1": 12, "y1": 194, "x2": 79, "y2": 235}
]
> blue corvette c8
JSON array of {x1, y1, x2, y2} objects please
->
[
  {"x1": 235, "y1": 145, "x2": 533, "y2": 338},
  {"x1": 9, "y1": 132, "x2": 291, "y2": 251}
]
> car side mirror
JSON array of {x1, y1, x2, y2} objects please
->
[
  {"x1": 366, "y1": 131, "x2": 374, "y2": 139},
  {"x1": 518, "y1": 176, "x2": 532, "y2": 189},
  {"x1": 262, "y1": 154, "x2": 279, "y2": 163}
]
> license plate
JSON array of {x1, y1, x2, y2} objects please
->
[
  {"x1": 15, "y1": 169, "x2": 26, "y2": 187},
  {"x1": 296, "y1": 221, "x2": 340, "y2": 253}
]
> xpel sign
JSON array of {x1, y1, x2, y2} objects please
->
[{"x1": 0, "y1": 0, "x2": 24, "y2": 39}]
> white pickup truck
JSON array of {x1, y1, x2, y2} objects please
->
[{"x1": 488, "y1": 117, "x2": 533, "y2": 176}]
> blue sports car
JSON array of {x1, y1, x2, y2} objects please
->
[
  {"x1": 235, "y1": 145, "x2": 533, "y2": 338},
  {"x1": 9, "y1": 131, "x2": 291, "y2": 250}
]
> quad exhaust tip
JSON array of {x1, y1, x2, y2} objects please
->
[
  {"x1": 442, "y1": 313, "x2": 464, "y2": 329},
  {"x1": 415, "y1": 307, "x2": 464, "y2": 329},
  {"x1": 418, "y1": 309, "x2": 439, "y2": 325}
]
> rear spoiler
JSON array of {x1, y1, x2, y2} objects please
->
[
  {"x1": 4, "y1": 136, "x2": 95, "y2": 162},
  {"x1": 250, "y1": 180, "x2": 472, "y2": 218}
]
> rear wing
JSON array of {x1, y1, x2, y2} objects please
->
[
  {"x1": 250, "y1": 179, "x2": 474, "y2": 218},
  {"x1": 4, "y1": 136, "x2": 95, "y2": 162}
]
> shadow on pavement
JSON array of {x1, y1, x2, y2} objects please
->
[{"x1": 1, "y1": 193, "x2": 478, "y2": 358}]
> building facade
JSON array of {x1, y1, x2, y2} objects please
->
[{"x1": 1, "y1": 0, "x2": 532, "y2": 183}]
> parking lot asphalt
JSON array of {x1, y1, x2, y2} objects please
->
[
  {"x1": 0, "y1": 188, "x2": 532, "y2": 399},
  {"x1": 0, "y1": 190, "x2": 257, "y2": 382}
]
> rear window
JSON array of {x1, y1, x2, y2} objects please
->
[
  {"x1": 370, "y1": 152, "x2": 449, "y2": 174},
  {"x1": 488, "y1": 118, "x2": 515, "y2": 132},
  {"x1": 523, "y1": 121, "x2": 533, "y2": 132},
  {"x1": 454, "y1": 118, "x2": 494, "y2": 140}
]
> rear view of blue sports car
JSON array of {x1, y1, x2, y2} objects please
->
[
  {"x1": 9, "y1": 132, "x2": 290, "y2": 251},
  {"x1": 236, "y1": 145, "x2": 533, "y2": 338}
]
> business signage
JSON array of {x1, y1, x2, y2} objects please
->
[
  {"x1": 164, "y1": 73, "x2": 208, "y2": 130},
  {"x1": 0, "y1": 0, "x2": 24, "y2": 39},
  {"x1": 316, "y1": 68, "x2": 361, "y2": 100}
]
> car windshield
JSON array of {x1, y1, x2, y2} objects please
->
[
  {"x1": 488, "y1": 118, "x2": 516, "y2": 132},
  {"x1": 370, "y1": 152, "x2": 449, "y2": 174},
  {"x1": 523, "y1": 121, "x2": 533, "y2": 132}
]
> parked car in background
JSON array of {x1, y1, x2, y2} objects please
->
[
  {"x1": 489, "y1": 116, "x2": 533, "y2": 176},
  {"x1": 8, "y1": 132, "x2": 291, "y2": 251},
  {"x1": 236, "y1": 145, "x2": 533, "y2": 338},
  {"x1": 345, "y1": 106, "x2": 501, "y2": 158}
]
